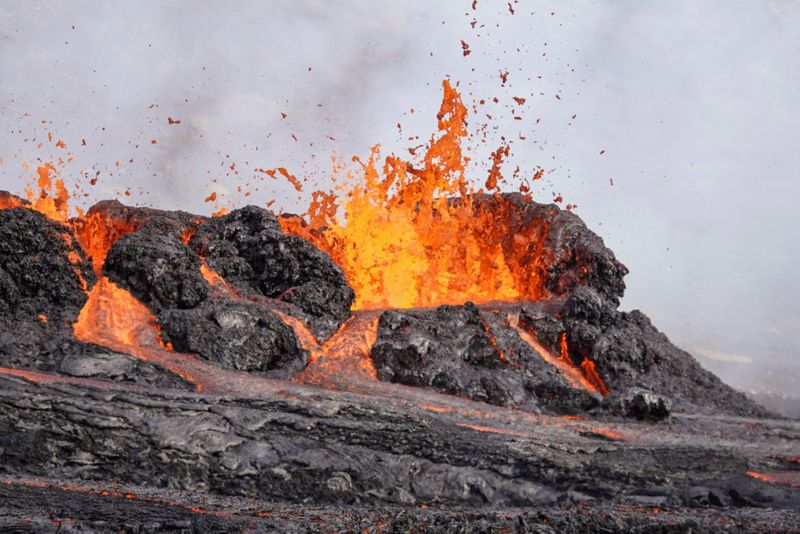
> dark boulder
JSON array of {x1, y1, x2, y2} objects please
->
[
  {"x1": 103, "y1": 231, "x2": 210, "y2": 312},
  {"x1": 0, "y1": 207, "x2": 94, "y2": 323},
  {"x1": 370, "y1": 302, "x2": 604, "y2": 412},
  {"x1": 188, "y1": 206, "x2": 354, "y2": 341},
  {"x1": 604, "y1": 388, "x2": 672, "y2": 421},
  {"x1": 158, "y1": 298, "x2": 307, "y2": 376}
]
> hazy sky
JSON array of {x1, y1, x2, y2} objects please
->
[{"x1": 1, "y1": 1, "x2": 798, "y2": 396}]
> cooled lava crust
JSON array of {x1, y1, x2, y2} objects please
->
[{"x1": 1, "y1": 191, "x2": 798, "y2": 532}]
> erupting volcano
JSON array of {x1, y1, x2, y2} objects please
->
[{"x1": 1, "y1": 80, "x2": 798, "y2": 531}]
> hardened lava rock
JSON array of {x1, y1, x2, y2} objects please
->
[
  {"x1": 0, "y1": 207, "x2": 93, "y2": 322},
  {"x1": 560, "y1": 286, "x2": 770, "y2": 417},
  {"x1": 189, "y1": 206, "x2": 354, "y2": 341},
  {"x1": 103, "y1": 231, "x2": 210, "y2": 311},
  {"x1": 0, "y1": 206, "x2": 191, "y2": 390},
  {"x1": 159, "y1": 298, "x2": 308, "y2": 376},
  {"x1": 99, "y1": 213, "x2": 308, "y2": 376},
  {"x1": 370, "y1": 302, "x2": 600, "y2": 413},
  {"x1": 604, "y1": 388, "x2": 672, "y2": 421}
]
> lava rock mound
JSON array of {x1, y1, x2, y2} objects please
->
[
  {"x1": 96, "y1": 204, "x2": 321, "y2": 376},
  {"x1": 0, "y1": 204, "x2": 190, "y2": 389},
  {"x1": 371, "y1": 302, "x2": 601, "y2": 413},
  {"x1": 189, "y1": 206, "x2": 354, "y2": 341},
  {"x1": 159, "y1": 298, "x2": 308, "y2": 376}
]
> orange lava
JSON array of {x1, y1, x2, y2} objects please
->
[
  {"x1": 72, "y1": 209, "x2": 139, "y2": 274},
  {"x1": 199, "y1": 262, "x2": 238, "y2": 295},
  {"x1": 457, "y1": 423, "x2": 531, "y2": 438},
  {"x1": 587, "y1": 428, "x2": 627, "y2": 441},
  {"x1": 0, "y1": 194, "x2": 25, "y2": 210},
  {"x1": 278, "y1": 310, "x2": 380, "y2": 384},
  {"x1": 1, "y1": 478, "x2": 229, "y2": 518},
  {"x1": 746, "y1": 471, "x2": 800, "y2": 488},
  {"x1": 73, "y1": 277, "x2": 204, "y2": 391},
  {"x1": 24, "y1": 164, "x2": 70, "y2": 223},
  {"x1": 508, "y1": 314, "x2": 606, "y2": 397},
  {"x1": 0, "y1": 366, "x2": 69, "y2": 385},
  {"x1": 420, "y1": 404, "x2": 455, "y2": 413},
  {"x1": 281, "y1": 80, "x2": 549, "y2": 310},
  {"x1": 580, "y1": 358, "x2": 609, "y2": 397},
  {"x1": 558, "y1": 332, "x2": 609, "y2": 397}
]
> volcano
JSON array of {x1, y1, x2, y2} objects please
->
[{"x1": 0, "y1": 82, "x2": 798, "y2": 532}]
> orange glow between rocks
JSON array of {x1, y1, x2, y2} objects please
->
[
  {"x1": 746, "y1": 471, "x2": 800, "y2": 488},
  {"x1": 72, "y1": 277, "x2": 204, "y2": 391},
  {"x1": 508, "y1": 314, "x2": 607, "y2": 397}
]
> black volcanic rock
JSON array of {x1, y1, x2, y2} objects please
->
[
  {"x1": 104, "y1": 231, "x2": 210, "y2": 312},
  {"x1": 159, "y1": 298, "x2": 307, "y2": 376},
  {"x1": 189, "y1": 206, "x2": 354, "y2": 341},
  {"x1": 604, "y1": 388, "x2": 672, "y2": 421},
  {"x1": 371, "y1": 302, "x2": 602, "y2": 413},
  {"x1": 559, "y1": 286, "x2": 769, "y2": 417},
  {"x1": 0, "y1": 207, "x2": 191, "y2": 390},
  {"x1": 371, "y1": 303, "x2": 525, "y2": 407},
  {"x1": 0, "y1": 207, "x2": 93, "y2": 322}
]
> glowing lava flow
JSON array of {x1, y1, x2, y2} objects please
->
[
  {"x1": 281, "y1": 79, "x2": 550, "y2": 310},
  {"x1": 0, "y1": 194, "x2": 25, "y2": 210},
  {"x1": 507, "y1": 313, "x2": 607, "y2": 397},
  {"x1": 746, "y1": 471, "x2": 800, "y2": 488},
  {"x1": 275, "y1": 311, "x2": 380, "y2": 385},
  {"x1": 72, "y1": 277, "x2": 206, "y2": 391},
  {"x1": 1, "y1": 478, "x2": 232, "y2": 518}
]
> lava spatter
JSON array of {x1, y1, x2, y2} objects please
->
[{"x1": 281, "y1": 80, "x2": 550, "y2": 310}]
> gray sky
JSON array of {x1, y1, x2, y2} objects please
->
[{"x1": 1, "y1": 1, "x2": 798, "y2": 397}]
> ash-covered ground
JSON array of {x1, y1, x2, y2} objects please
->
[{"x1": 0, "y1": 192, "x2": 797, "y2": 532}]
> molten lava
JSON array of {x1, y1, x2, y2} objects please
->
[
  {"x1": 0, "y1": 194, "x2": 25, "y2": 210},
  {"x1": 72, "y1": 209, "x2": 139, "y2": 274},
  {"x1": 25, "y1": 164, "x2": 70, "y2": 223},
  {"x1": 73, "y1": 277, "x2": 204, "y2": 390},
  {"x1": 508, "y1": 314, "x2": 608, "y2": 397},
  {"x1": 746, "y1": 471, "x2": 800, "y2": 488},
  {"x1": 275, "y1": 310, "x2": 379, "y2": 384},
  {"x1": 281, "y1": 80, "x2": 549, "y2": 310}
]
